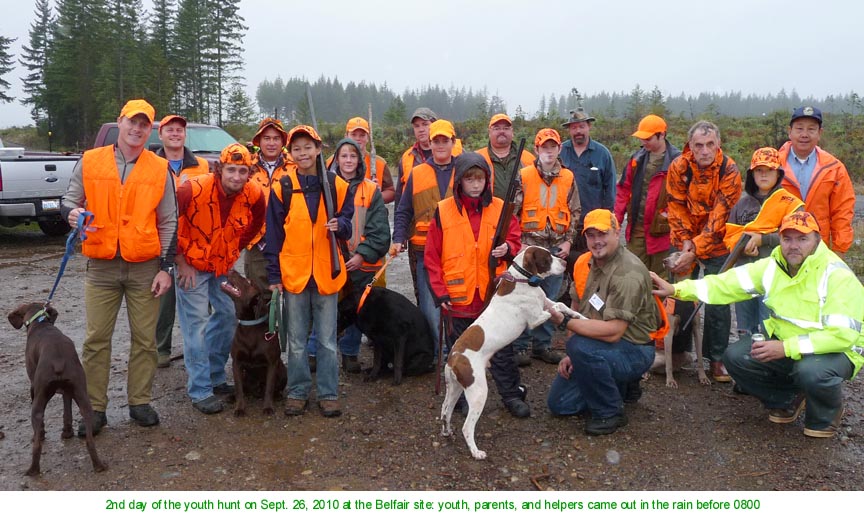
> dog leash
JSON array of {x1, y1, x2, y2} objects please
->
[
  {"x1": 356, "y1": 256, "x2": 391, "y2": 313},
  {"x1": 46, "y1": 211, "x2": 94, "y2": 305},
  {"x1": 266, "y1": 288, "x2": 286, "y2": 352}
]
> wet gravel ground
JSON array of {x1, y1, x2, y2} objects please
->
[{"x1": 0, "y1": 227, "x2": 862, "y2": 491}]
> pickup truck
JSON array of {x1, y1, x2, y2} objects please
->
[
  {"x1": 93, "y1": 121, "x2": 238, "y2": 171},
  {"x1": 0, "y1": 146, "x2": 78, "y2": 236}
]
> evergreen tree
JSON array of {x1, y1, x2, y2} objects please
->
[
  {"x1": 209, "y1": 0, "x2": 246, "y2": 125},
  {"x1": 384, "y1": 95, "x2": 406, "y2": 125},
  {"x1": 18, "y1": 0, "x2": 54, "y2": 121},
  {"x1": 96, "y1": 0, "x2": 147, "y2": 120},
  {"x1": 142, "y1": 0, "x2": 177, "y2": 115},
  {"x1": 647, "y1": 85, "x2": 666, "y2": 118},
  {"x1": 174, "y1": 0, "x2": 211, "y2": 121},
  {"x1": 0, "y1": 35, "x2": 15, "y2": 103},
  {"x1": 225, "y1": 83, "x2": 255, "y2": 125}
]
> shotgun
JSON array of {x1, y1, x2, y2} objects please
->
[
  {"x1": 305, "y1": 84, "x2": 341, "y2": 279},
  {"x1": 484, "y1": 137, "x2": 526, "y2": 302},
  {"x1": 681, "y1": 233, "x2": 751, "y2": 331},
  {"x1": 367, "y1": 103, "x2": 377, "y2": 183}
]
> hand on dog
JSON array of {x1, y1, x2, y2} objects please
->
[
  {"x1": 554, "y1": 241, "x2": 571, "y2": 259},
  {"x1": 669, "y1": 248, "x2": 696, "y2": 275}
]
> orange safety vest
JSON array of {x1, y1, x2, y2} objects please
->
[
  {"x1": 437, "y1": 196, "x2": 505, "y2": 306},
  {"x1": 273, "y1": 169, "x2": 349, "y2": 295},
  {"x1": 400, "y1": 147, "x2": 424, "y2": 193},
  {"x1": 723, "y1": 188, "x2": 804, "y2": 251},
  {"x1": 348, "y1": 179, "x2": 385, "y2": 273},
  {"x1": 170, "y1": 156, "x2": 210, "y2": 188},
  {"x1": 247, "y1": 154, "x2": 296, "y2": 249},
  {"x1": 571, "y1": 252, "x2": 670, "y2": 344},
  {"x1": 80, "y1": 146, "x2": 167, "y2": 262},
  {"x1": 475, "y1": 147, "x2": 534, "y2": 191},
  {"x1": 177, "y1": 174, "x2": 262, "y2": 276},
  {"x1": 519, "y1": 165, "x2": 574, "y2": 234},
  {"x1": 409, "y1": 162, "x2": 454, "y2": 247}
]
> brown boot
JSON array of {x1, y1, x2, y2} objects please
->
[
  {"x1": 342, "y1": 354, "x2": 361, "y2": 374},
  {"x1": 319, "y1": 399, "x2": 342, "y2": 417},
  {"x1": 711, "y1": 361, "x2": 731, "y2": 382}
]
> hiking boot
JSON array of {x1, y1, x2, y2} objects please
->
[
  {"x1": 711, "y1": 361, "x2": 732, "y2": 382},
  {"x1": 532, "y1": 347, "x2": 563, "y2": 364},
  {"x1": 284, "y1": 398, "x2": 308, "y2": 416},
  {"x1": 192, "y1": 396, "x2": 224, "y2": 415},
  {"x1": 308, "y1": 355, "x2": 317, "y2": 373},
  {"x1": 342, "y1": 354, "x2": 361, "y2": 374},
  {"x1": 503, "y1": 398, "x2": 530, "y2": 418},
  {"x1": 768, "y1": 394, "x2": 806, "y2": 424},
  {"x1": 77, "y1": 411, "x2": 107, "y2": 438},
  {"x1": 157, "y1": 353, "x2": 171, "y2": 368},
  {"x1": 129, "y1": 404, "x2": 160, "y2": 427},
  {"x1": 514, "y1": 350, "x2": 532, "y2": 367},
  {"x1": 213, "y1": 383, "x2": 235, "y2": 396},
  {"x1": 623, "y1": 380, "x2": 642, "y2": 404},
  {"x1": 585, "y1": 413, "x2": 629, "y2": 436},
  {"x1": 319, "y1": 399, "x2": 342, "y2": 418},
  {"x1": 803, "y1": 404, "x2": 844, "y2": 438}
]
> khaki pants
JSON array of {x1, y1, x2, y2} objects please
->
[
  {"x1": 627, "y1": 224, "x2": 669, "y2": 277},
  {"x1": 83, "y1": 257, "x2": 160, "y2": 410}
]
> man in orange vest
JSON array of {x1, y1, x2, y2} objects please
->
[
  {"x1": 547, "y1": 209, "x2": 660, "y2": 436},
  {"x1": 511, "y1": 128, "x2": 581, "y2": 366},
  {"x1": 424, "y1": 152, "x2": 528, "y2": 417},
  {"x1": 391, "y1": 119, "x2": 460, "y2": 359},
  {"x1": 245, "y1": 117, "x2": 294, "y2": 290},
  {"x1": 61, "y1": 99, "x2": 177, "y2": 436},
  {"x1": 342, "y1": 117, "x2": 396, "y2": 204},
  {"x1": 174, "y1": 143, "x2": 265, "y2": 414},
  {"x1": 154, "y1": 114, "x2": 210, "y2": 369},
  {"x1": 475, "y1": 113, "x2": 534, "y2": 199},
  {"x1": 778, "y1": 106, "x2": 855, "y2": 256},
  {"x1": 265, "y1": 125, "x2": 354, "y2": 418}
]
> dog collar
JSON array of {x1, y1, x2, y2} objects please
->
[
  {"x1": 238, "y1": 313, "x2": 269, "y2": 326},
  {"x1": 24, "y1": 307, "x2": 48, "y2": 328},
  {"x1": 510, "y1": 263, "x2": 544, "y2": 287}
]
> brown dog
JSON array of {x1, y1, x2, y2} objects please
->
[
  {"x1": 8, "y1": 302, "x2": 106, "y2": 476},
  {"x1": 220, "y1": 270, "x2": 287, "y2": 416}
]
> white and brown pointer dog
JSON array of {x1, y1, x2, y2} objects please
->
[{"x1": 440, "y1": 246, "x2": 583, "y2": 460}]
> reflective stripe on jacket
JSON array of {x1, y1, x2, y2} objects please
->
[
  {"x1": 81, "y1": 146, "x2": 167, "y2": 261},
  {"x1": 674, "y1": 242, "x2": 864, "y2": 376},
  {"x1": 178, "y1": 174, "x2": 262, "y2": 276},
  {"x1": 409, "y1": 163, "x2": 454, "y2": 247},
  {"x1": 438, "y1": 196, "x2": 504, "y2": 305},
  {"x1": 519, "y1": 165, "x2": 574, "y2": 234}
]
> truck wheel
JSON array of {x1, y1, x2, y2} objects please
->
[{"x1": 38, "y1": 219, "x2": 72, "y2": 237}]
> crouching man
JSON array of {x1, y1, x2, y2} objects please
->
[{"x1": 651, "y1": 211, "x2": 864, "y2": 437}]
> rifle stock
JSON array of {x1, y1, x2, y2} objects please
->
[
  {"x1": 484, "y1": 137, "x2": 526, "y2": 301},
  {"x1": 681, "y1": 233, "x2": 752, "y2": 331},
  {"x1": 367, "y1": 103, "x2": 377, "y2": 183},
  {"x1": 306, "y1": 84, "x2": 341, "y2": 279}
]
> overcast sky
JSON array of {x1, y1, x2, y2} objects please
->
[{"x1": 1, "y1": 0, "x2": 862, "y2": 128}]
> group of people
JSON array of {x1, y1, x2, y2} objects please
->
[{"x1": 60, "y1": 97, "x2": 863, "y2": 441}]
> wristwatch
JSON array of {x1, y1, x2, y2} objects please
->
[
  {"x1": 557, "y1": 313, "x2": 576, "y2": 332},
  {"x1": 159, "y1": 258, "x2": 174, "y2": 274}
]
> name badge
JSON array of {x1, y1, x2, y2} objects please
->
[{"x1": 589, "y1": 293, "x2": 604, "y2": 311}]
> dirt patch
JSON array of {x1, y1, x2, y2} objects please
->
[{"x1": 0, "y1": 227, "x2": 862, "y2": 491}]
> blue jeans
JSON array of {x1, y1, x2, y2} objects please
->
[
  {"x1": 735, "y1": 297, "x2": 769, "y2": 335},
  {"x1": 414, "y1": 250, "x2": 441, "y2": 357},
  {"x1": 282, "y1": 284, "x2": 339, "y2": 401},
  {"x1": 513, "y1": 273, "x2": 563, "y2": 353},
  {"x1": 307, "y1": 325, "x2": 362, "y2": 358},
  {"x1": 547, "y1": 334, "x2": 654, "y2": 419},
  {"x1": 175, "y1": 270, "x2": 237, "y2": 403}
]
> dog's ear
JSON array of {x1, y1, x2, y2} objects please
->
[
  {"x1": 524, "y1": 247, "x2": 552, "y2": 275},
  {"x1": 522, "y1": 247, "x2": 537, "y2": 275},
  {"x1": 7, "y1": 304, "x2": 26, "y2": 330},
  {"x1": 46, "y1": 306, "x2": 59, "y2": 324}
]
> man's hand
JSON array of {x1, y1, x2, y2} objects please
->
[
  {"x1": 269, "y1": 283, "x2": 283, "y2": 292},
  {"x1": 389, "y1": 242, "x2": 404, "y2": 257},
  {"x1": 671, "y1": 247, "x2": 696, "y2": 275},
  {"x1": 151, "y1": 270, "x2": 172, "y2": 297},
  {"x1": 67, "y1": 207, "x2": 85, "y2": 228},
  {"x1": 345, "y1": 253, "x2": 364, "y2": 272},
  {"x1": 326, "y1": 218, "x2": 339, "y2": 232},
  {"x1": 548, "y1": 307, "x2": 564, "y2": 325},
  {"x1": 490, "y1": 242, "x2": 509, "y2": 259},
  {"x1": 175, "y1": 259, "x2": 197, "y2": 290},
  {"x1": 558, "y1": 355, "x2": 573, "y2": 380},
  {"x1": 554, "y1": 241, "x2": 571, "y2": 259},
  {"x1": 649, "y1": 272, "x2": 676, "y2": 297},
  {"x1": 750, "y1": 338, "x2": 786, "y2": 362}
]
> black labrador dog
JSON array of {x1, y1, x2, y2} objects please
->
[{"x1": 338, "y1": 283, "x2": 434, "y2": 385}]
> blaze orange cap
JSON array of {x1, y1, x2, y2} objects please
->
[
  {"x1": 779, "y1": 211, "x2": 820, "y2": 235},
  {"x1": 632, "y1": 114, "x2": 667, "y2": 139},
  {"x1": 488, "y1": 113, "x2": 512, "y2": 128},
  {"x1": 286, "y1": 124, "x2": 322, "y2": 145},
  {"x1": 220, "y1": 143, "x2": 253, "y2": 166},
  {"x1": 582, "y1": 209, "x2": 620, "y2": 234},
  {"x1": 158, "y1": 114, "x2": 186, "y2": 132},
  {"x1": 119, "y1": 99, "x2": 155, "y2": 123},
  {"x1": 252, "y1": 117, "x2": 288, "y2": 146},
  {"x1": 534, "y1": 128, "x2": 561, "y2": 147},
  {"x1": 750, "y1": 147, "x2": 782, "y2": 171},
  {"x1": 345, "y1": 117, "x2": 370, "y2": 134},
  {"x1": 429, "y1": 119, "x2": 456, "y2": 140}
]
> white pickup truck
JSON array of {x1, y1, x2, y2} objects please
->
[{"x1": 0, "y1": 146, "x2": 79, "y2": 236}]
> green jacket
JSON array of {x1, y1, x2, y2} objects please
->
[{"x1": 674, "y1": 242, "x2": 864, "y2": 376}]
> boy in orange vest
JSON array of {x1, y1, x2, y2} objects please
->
[
  {"x1": 174, "y1": 143, "x2": 266, "y2": 414},
  {"x1": 264, "y1": 126, "x2": 354, "y2": 418},
  {"x1": 424, "y1": 153, "x2": 529, "y2": 417}
]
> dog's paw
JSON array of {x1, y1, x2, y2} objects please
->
[
  {"x1": 94, "y1": 461, "x2": 107, "y2": 473},
  {"x1": 470, "y1": 449, "x2": 487, "y2": 460},
  {"x1": 697, "y1": 372, "x2": 711, "y2": 386},
  {"x1": 61, "y1": 428, "x2": 74, "y2": 439},
  {"x1": 25, "y1": 465, "x2": 40, "y2": 477},
  {"x1": 665, "y1": 377, "x2": 679, "y2": 389}
]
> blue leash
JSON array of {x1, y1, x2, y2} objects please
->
[{"x1": 46, "y1": 211, "x2": 94, "y2": 304}]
